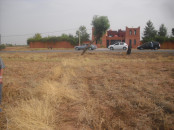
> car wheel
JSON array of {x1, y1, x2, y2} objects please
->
[
  {"x1": 75, "y1": 47, "x2": 79, "y2": 50},
  {"x1": 88, "y1": 48, "x2": 92, "y2": 50},
  {"x1": 123, "y1": 47, "x2": 127, "y2": 50},
  {"x1": 110, "y1": 47, "x2": 114, "y2": 50},
  {"x1": 140, "y1": 47, "x2": 143, "y2": 50}
]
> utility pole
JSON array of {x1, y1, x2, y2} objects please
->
[{"x1": 79, "y1": 31, "x2": 80, "y2": 46}]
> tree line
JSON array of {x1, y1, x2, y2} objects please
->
[
  {"x1": 27, "y1": 19, "x2": 174, "y2": 46},
  {"x1": 142, "y1": 20, "x2": 174, "y2": 43},
  {"x1": 27, "y1": 15, "x2": 110, "y2": 48},
  {"x1": 27, "y1": 26, "x2": 90, "y2": 46}
]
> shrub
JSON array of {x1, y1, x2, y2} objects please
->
[
  {"x1": 27, "y1": 34, "x2": 78, "y2": 46},
  {"x1": 0, "y1": 44, "x2": 6, "y2": 50},
  {"x1": 154, "y1": 36, "x2": 167, "y2": 43},
  {"x1": 5, "y1": 44, "x2": 13, "y2": 47},
  {"x1": 153, "y1": 36, "x2": 174, "y2": 44},
  {"x1": 168, "y1": 37, "x2": 174, "y2": 42}
]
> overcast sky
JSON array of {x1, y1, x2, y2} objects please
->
[{"x1": 0, "y1": 0, "x2": 174, "y2": 45}]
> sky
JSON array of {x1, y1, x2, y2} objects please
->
[{"x1": 0, "y1": 0, "x2": 174, "y2": 45}]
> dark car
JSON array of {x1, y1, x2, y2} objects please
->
[
  {"x1": 74, "y1": 44, "x2": 97, "y2": 50},
  {"x1": 137, "y1": 41, "x2": 160, "y2": 50}
]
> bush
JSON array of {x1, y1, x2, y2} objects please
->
[
  {"x1": 5, "y1": 44, "x2": 13, "y2": 47},
  {"x1": 27, "y1": 34, "x2": 78, "y2": 46},
  {"x1": 154, "y1": 36, "x2": 167, "y2": 43},
  {"x1": 150, "y1": 36, "x2": 174, "y2": 44},
  {"x1": 0, "y1": 44, "x2": 6, "y2": 50},
  {"x1": 168, "y1": 37, "x2": 174, "y2": 42}
]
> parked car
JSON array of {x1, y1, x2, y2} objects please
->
[
  {"x1": 108, "y1": 42, "x2": 128, "y2": 50},
  {"x1": 74, "y1": 44, "x2": 97, "y2": 50},
  {"x1": 137, "y1": 41, "x2": 160, "y2": 50}
]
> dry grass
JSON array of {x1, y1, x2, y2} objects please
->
[
  {"x1": 0, "y1": 51, "x2": 174, "y2": 130},
  {"x1": 3, "y1": 46, "x2": 73, "y2": 51}
]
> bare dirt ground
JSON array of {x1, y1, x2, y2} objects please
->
[{"x1": 0, "y1": 51, "x2": 174, "y2": 129}]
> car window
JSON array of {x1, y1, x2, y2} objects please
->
[
  {"x1": 142, "y1": 44, "x2": 146, "y2": 47},
  {"x1": 148, "y1": 43, "x2": 151, "y2": 46},
  {"x1": 115, "y1": 43, "x2": 119, "y2": 45},
  {"x1": 120, "y1": 43, "x2": 124, "y2": 45}
]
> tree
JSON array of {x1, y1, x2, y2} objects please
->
[
  {"x1": 0, "y1": 44, "x2": 6, "y2": 50},
  {"x1": 91, "y1": 15, "x2": 110, "y2": 43},
  {"x1": 172, "y1": 28, "x2": 174, "y2": 36},
  {"x1": 33, "y1": 33, "x2": 42, "y2": 40},
  {"x1": 142, "y1": 20, "x2": 157, "y2": 42},
  {"x1": 158, "y1": 24, "x2": 167, "y2": 37},
  {"x1": 81, "y1": 15, "x2": 110, "y2": 55},
  {"x1": 27, "y1": 33, "x2": 42, "y2": 45},
  {"x1": 76, "y1": 26, "x2": 90, "y2": 44},
  {"x1": 154, "y1": 24, "x2": 168, "y2": 43}
]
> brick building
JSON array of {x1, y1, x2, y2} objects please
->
[
  {"x1": 92, "y1": 27, "x2": 140, "y2": 48},
  {"x1": 29, "y1": 26, "x2": 140, "y2": 49}
]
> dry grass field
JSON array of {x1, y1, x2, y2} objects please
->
[
  {"x1": 0, "y1": 51, "x2": 174, "y2": 130},
  {"x1": 2, "y1": 46, "x2": 73, "y2": 51}
]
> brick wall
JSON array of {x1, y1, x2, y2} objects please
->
[
  {"x1": 29, "y1": 41, "x2": 74, "y2": 48},
  {"x1": 125, "y1": 27, "x2": 140, "y2": 48}
]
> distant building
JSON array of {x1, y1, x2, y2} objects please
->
[{"x1": 92, "y1": 27, "x2": 140, "y2": 48}]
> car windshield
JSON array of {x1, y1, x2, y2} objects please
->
[{"x1": 82, "y1": 44, "x2": 88, "y2": 46}]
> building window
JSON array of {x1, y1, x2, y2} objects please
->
[
  {"x1": 134, "y1": 30, "x2": 136, "y2": 35},
  {"x1": 129, "y1": 39, "x2": 132, "y2": 47},
  {"x1": 134, "y1": 39, "x2": 136, "y2": 45},
  {"x1": 129, "y1": 30, "x2": 132, "y2": 35}
]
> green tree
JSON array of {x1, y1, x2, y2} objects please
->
[
  {"x1": 76, "y1": 26, "x2": 90, "y2": 44},
  {"x1": 154, "y1": 24, "x2": 168, "y2": 43},
  {"x1": 81, "y1": 15, "x2": 110, "y2": 55},
  {"x1": 91, "y1": 15, "x2": 110, "y2": 43},
  {"x1": 142, "y1": 20, "x2": 157, "y2": 42},
  {"x1": 172, "y1": 28, "x2": 174, "y2": 36},
  {"x1": 27, "y1": 33, "x2": 42, "y2": 45},
  {"x1": 0, "y1": 44, "x2": 6, "y2": 50},
  {"x1": 33, "y1": 33, "x2": 42, "y2": 39},
  {"x1": 158, "y1": 24, "x2": 167, "y2": 37}
]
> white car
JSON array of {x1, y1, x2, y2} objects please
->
[{"x1": 108, "y1": 42, "x2": 128, "y2": 50}]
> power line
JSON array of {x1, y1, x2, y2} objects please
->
[{"x1": 1, "y1": 28, "x2": 81, "y2": 37}]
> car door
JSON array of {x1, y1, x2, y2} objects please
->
[
  {"x1": 114, "y1": 42, "x2": 119, "y2": 49},
  {"x1": 119, "y1": 42, "x2": 124, "y2": 49},
  {"x1": 144, "y1": 43, "x2": 149, "y2": 49},
  {"x1": 148, "y1": 42, "x2": 152, "y2": 49},
  {"x1": 81, "y1": 44, "x2": 87, "y2": 49}
]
